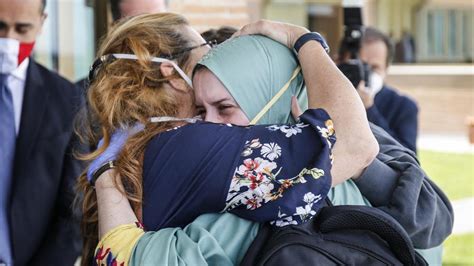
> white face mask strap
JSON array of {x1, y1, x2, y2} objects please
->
[
  {"x1": 149, "y1": 116, "x2": 202, "y2": 124},
  {"x1": 111, "y1": 53, "x2": 193, "y2": 88}
]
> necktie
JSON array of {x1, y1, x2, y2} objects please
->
[{"x1": 0, "y1": 73, "x2": 15, "y2": 264}]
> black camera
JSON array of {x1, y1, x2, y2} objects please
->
[{"x1": 337, "y1": 6, "x2": 371, "y2": 88}]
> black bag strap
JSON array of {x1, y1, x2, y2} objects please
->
[
  {"x1": 325, "y1": 197, "x2": 334, "y2": 207},
  {"x1": 240, "y1": 222, "x2": 273, "y2": 266},
  {"x1": 315, "y1": 205, "x2": 422, "y2": 266}
]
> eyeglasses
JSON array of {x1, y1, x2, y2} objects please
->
[{"x1": 165, "y1": 39, "x2": 217, "y2": 59}]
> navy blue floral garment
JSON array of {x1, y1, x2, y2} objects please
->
[{"x1": 142, "y1": 109, "x2": 336, "y2": 230}]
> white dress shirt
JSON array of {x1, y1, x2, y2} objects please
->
[{"x1": 6, "y1": 58, "x2": 29, "y2": 136}]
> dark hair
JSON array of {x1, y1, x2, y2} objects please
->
[
  {"x1": 41, "y1": 0, "x2": 46, "y2": 13},
  {"x1": 201, "y1": 26, "x2": 238, "y2": 44},
  {"x1": 362, "y1": 27, "x2": 394, "y2": 66},
  {"x1": 337, "y1": 26, "x2": 394, "y2": 67},
  {"x1": 110, "y1": 0, "x2": 122, "y2": 21}
]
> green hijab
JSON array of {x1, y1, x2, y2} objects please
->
[
  {"x1": 195, "y1": 34, "x2": 371, "y2": 209},
  {"x1": 196, "y1": 35, "x2": 307, "y2": 125},
  {"x1": 130, "y1": 35, "x2": 441, "y2": 266}
]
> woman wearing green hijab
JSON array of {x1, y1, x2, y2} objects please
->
[
  {"x1": 193, "y1": 33, "x2": 370, "y2": 203},
  {"x1": 93, "y1": 21, "x2": 450, "y2": 265},
  {"x1": 192, "y1": 34, "x2": 446, "y2": 265}
]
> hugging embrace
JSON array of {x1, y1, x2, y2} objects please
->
[{"x1": 76, "y1": 13, "x2": 453, "y2": 266}]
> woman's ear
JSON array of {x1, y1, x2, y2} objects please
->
[{"x1": 159, "y1": 62, "x2": 189, "y2": 92}]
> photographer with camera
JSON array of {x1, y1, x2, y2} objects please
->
[{"x1": 338, "y1": 27, "x2": 419, "y2": 153}]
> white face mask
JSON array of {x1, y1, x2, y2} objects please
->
[
  {"x1": 368, "y1": 71, "x2": 384, "y2": 97},
  {"x1": 106, "y1": 54, "x2": 197, "y2": 125},
  {"x1": 0, "y1": 38, "x2": 20, "y2": 74},
  {"x1": 149, "y1": 116, "x2": 202, "y2": 124},
  {"x1": 88, "y1": 54, "x2": 198, "y2": 126},
  {"x1": 109, "y1": 53, "x2": 193, "y2": 88},
  {"x1": 88, "y1": 53, "x2": 194, "y2": 89}
]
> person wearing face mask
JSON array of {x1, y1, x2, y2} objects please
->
[
  {"x1": 110, "y1": 0, "x2": 168, "y2": 21},
  {"x1": 0, "y1": 0, "x2": 83, "y2": 265},
  {"x1": 84, "y1": 17, "x2": 451, "y2": 265},
  {"x1": 76, "y1": 14, "x2": 380, "y2": 265},
  {"x1": 339, "y1": 27, "x2": 419, "y2": 153}
]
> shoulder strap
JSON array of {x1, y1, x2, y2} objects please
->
[{"x1": 240, "y1": 223, "x2": 274, "y2": 266}]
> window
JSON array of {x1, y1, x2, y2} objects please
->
[
  {"x1": 34, "y1": 0, "x2": 95, "y2": 82},
  {"x1": 417, "y1": 8, "x2": 472, "y2": 62}
]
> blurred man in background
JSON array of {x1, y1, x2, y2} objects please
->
[
  {"x1": 76, "y1": 0, "x2": 169, "y2": 88},
  {"x1": 339, "y1": 27, "x2": 419, "y2": 153},
  {"x1": 110, "y1": 0, "x2": 168, "y2": 21},
  {"x1": 0, "y1": 0, "x2": 83, "y2": 264}
]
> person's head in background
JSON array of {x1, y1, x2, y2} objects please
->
[
  {"x1": 201, "y1": 26, "x2": 238, "y2": 44},
  {"x1": 338, "y1": 27, "x2": 393, "y2": 82},
  {"x1": 110, "y1": 0, "x2": 168, "y2": 21},
  {"x1": 0, "y1": 0, "x2": 47, "y2": 43},
  {"x1": 359, "y1": 27, "x2": 393, "y2": 82}
]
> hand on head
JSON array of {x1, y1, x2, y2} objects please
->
[{"x1": 232, "y1": 20, "x2": 309, "y2": 49}]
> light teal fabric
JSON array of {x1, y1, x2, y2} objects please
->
[
  {"x1": 417, "y1": 245, "x2": 443, "y2": 265},
  {"x1": 197, "y1": 35, "x2": 307, "y2": 124},
  {"x1": 130, "y1": 213, "x2": 259, "y2": 265},
  {"x1": 328, "y1": 180, "x2": 370, "y2": 206},
  {"x1": 131, "y1": 35, "x2": 440, "y2": 265}
]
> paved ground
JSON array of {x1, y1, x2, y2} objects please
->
[
  {"x1": 418, "y1": 134, "x2": 474, "y2": 154},
  {"x1": 452, "y1": 197, "x2": 474, "y2": 235},
  {"x1": 418, "y1": 134, "x2": 474, "y2": 235}
]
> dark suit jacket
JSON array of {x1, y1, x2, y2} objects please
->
[
  {"x1": 366, "y1": 85, "x2": 418, "y2": 153},
  {"x1": 8, "y1": 59, "x2": 83, "y2": 265}
]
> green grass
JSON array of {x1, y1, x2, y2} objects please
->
[
  {"x1": 418, "y1": 150, "x2": 474, "y2": 265},
  {"x1": 418, "y1": 150, "x2": 474, "y2": 200},
  {"x1": 442, "y1": 233, "x2": 474, "y2": 265}
]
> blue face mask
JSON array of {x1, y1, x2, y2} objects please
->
[{"x1": 88, "y1": 53, "x2": 193, "y2": 88}]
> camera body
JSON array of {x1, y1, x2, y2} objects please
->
[{"x1": 337, "y1": 7, "x2": 371, "y2": 88}]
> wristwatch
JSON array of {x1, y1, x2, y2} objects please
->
[{"x1": 293, "y1": 32, "x2": 330, "y2": 54}]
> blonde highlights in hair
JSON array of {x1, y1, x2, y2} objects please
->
[{"x1": 76, "y1": 13, "x2": 195, "y2": 265}]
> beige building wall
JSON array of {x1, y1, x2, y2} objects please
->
[
  {"x1": 38, "y1": 0, "x2": 471, "y2": 138},
  {"x1": 167, "y1": 0, "x2": 473, "y2": 137},
  {"x1": 264, "y1": 1, "x2": 308, "y2": 27},
  {"x1": 169, "y1": 0, "x2": 260, "y2": 32},
  {"x1": 387, "y1": 67, "x2": 474, "y2": 136}
]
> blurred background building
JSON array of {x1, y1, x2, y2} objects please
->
[
  {"x1": 34, "y1": 0, "x2": 473, "y2": 139},
  {"x1": 33, "y1": 1, "x2": 472, "y2": 265}
]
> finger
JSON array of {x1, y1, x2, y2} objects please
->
[
  {"x1": 234, "y1": 20, "x2": 268, "y2": 38},
  {"x1": 230, "y1": 27, "x2": 245, "y2": 39},
  {"x1": 291, "y1": 96, "x2": 303, "y2": 120},
  {"x1": 356, "y1": 81, "x2": 365, "y2": 90},
  {"x1": 234, "y1": 24, "x2": 254, "y2": 37},
  {"x1": 230, "y1": 30, "x2": 240, "y2": 39}
]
